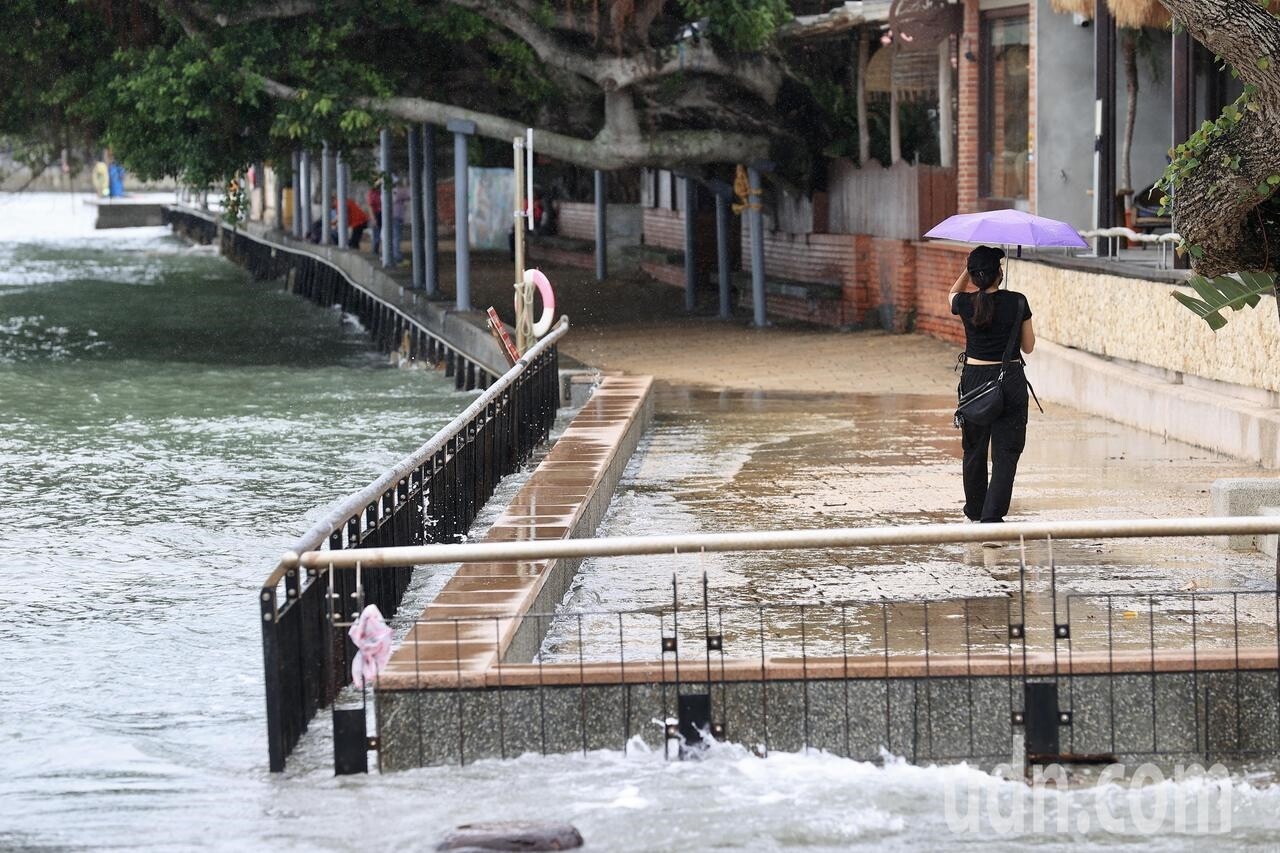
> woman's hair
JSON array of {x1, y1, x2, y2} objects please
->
[{"x1": 969, "y1": 267, "x2": 1000, "y2": 327}]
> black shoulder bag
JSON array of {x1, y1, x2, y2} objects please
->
[{"x1": 953, "y1": 295, "x2": 1040, "y2": 428}]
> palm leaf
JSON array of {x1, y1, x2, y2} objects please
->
[{"x1": 1172, "y1": 272, "x2": 1276, "y2": 331}]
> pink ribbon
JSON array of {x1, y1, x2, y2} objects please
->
[{"x1": 348, "y1": 604, "x2": 393, "y2": 689}]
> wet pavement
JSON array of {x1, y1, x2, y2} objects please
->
[
  {"x1": 365, "y1": 237, "x2": 1276, "y2": 662},
  {"x1": 541, "y1": 385, "x2": 1278, "y2": 662}
]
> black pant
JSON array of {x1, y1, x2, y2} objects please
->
[{"x1": 960, "y1": 362, "x2": 1028, "y2": 523}]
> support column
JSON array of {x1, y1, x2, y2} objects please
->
[
  {"x1": 1093, "y1": 0, "x2": 1117, "y2": 256},
  {"x1": 273, "y1": 162, "x2": 284, "y2": 231},
  {"x1": 320, "y1": 142, "x2": 332, "y2": 246},
  {"x1": 255, "y1": 160, "x2": 267, "y2": 222},
  {"x1": 714, "y1": 189, "x2": 732, "y2": 320},
  {"x1": 423, "y1": 123, "x2": 439, "y2": 296},
  {"x1": 594, "y1": 169, "x2": 608, "y2": 281},
  {"x1": 748, "y1": 166, "x2": 766, "y2": 327},
  {"x1": 299, "y1": 149, "x2": 312, "y2": 240},
  {"x1": 291, "y1": 150, "x2": 302, "y2": 238},
  {"x1": 937, "y1": 38, "x2": 954, "y2": 169},
  {"x1": 682, "y1": 177, "x2": 697, "y2": 312},
  {"x1": 380, "y1": 128, "x2": 394, "y2": 269},
  {"x1": 336, "y1": 151, "x2": 348, "y2": 248},
  {"x1": 408, "y1": 125, "x2": 425, "y2": 289},
  {"x1": 448, "y1": 119, "x2": 475, "y2": 311}
]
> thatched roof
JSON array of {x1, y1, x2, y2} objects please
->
[{"x1": 1049, "y1": 0, "x2": 1169, "y2": 29}]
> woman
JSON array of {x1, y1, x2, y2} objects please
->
[{"x1": 948, "y1": 245, "x2": 1035, "y2": 524}]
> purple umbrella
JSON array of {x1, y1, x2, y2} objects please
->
[{"x1": 924, "y1": 209, "x2": 1087, "y2": 248}]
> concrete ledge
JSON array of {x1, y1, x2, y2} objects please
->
[
  {"x1": 380, "y1": 375, "x2": 653, "y2": 685},
  {"x1": 375, "y1": 653, "x2": 1280, "y2": 769},
  {"x1": 1027, "y1": 340, "x2": 1280, "y2": 469}
]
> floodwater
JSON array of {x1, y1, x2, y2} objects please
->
[
  {"x1": 543, "y1": 386, "x2": 1280, "y2": 662},
  {"x1": 3, "y1": 194, "x2": 1280, "y2": 850}
]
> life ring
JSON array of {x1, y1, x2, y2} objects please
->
[{"x1": 522, "y1": 268, "x2": 556, "y2": 338}]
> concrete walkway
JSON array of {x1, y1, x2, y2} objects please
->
[{"x1": 359, "y1": 236, "x2": 1275, "y2": 653}]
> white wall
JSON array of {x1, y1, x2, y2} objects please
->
[{"x1": 1035, "y1": 0, "x2": 1172, "y2": 229}]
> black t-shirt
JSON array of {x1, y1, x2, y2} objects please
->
[{"x1": 951, "y1": 290, "x2": 1033, "y2": 361}]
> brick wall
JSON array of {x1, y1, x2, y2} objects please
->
[
  {"x1": 557, "y1": 202, "x2": 595, "y2": 242},
  {"x1": 1028, "y1": 0, "x2": 1037, "y2": 212},
  {"x1": 911, "y1": 241, "x2": 969, "y2": 345},
  {"x1": 642, "y1": 208, "x2": 685, "y2": 252},
  {"x1": 436, "y1": 178, "x2": 456, "y2": 235},
  {"x1": 957, "y1": 0, "x2": 980, "y2": 214}
]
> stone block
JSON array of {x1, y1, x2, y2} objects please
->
[{"x1": 1210, "y1": 479, "x2": 1280, "y2": 549}]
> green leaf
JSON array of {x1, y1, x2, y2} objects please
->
[
  {"x1": 1258, "y1": 56, "x2": 1271, "y2": 71},
  {"x1": 1173, "y1": 272, "x2": 1277, "y2": 329}
]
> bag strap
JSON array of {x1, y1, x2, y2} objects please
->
[{"x1": 999, "y1": 294, "x2": 1025, "y2": 366}]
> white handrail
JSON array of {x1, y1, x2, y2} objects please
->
[{"x1": 291, "y1": 515, "x2": 1280, "y2": 569}]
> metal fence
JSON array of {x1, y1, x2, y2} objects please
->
[
  {"x1": 163, "y1": 207, "x2": 495, "y2": 390},
  {"x1": 257, "y1": 322, "x2": 561, "y2": 771},
  {"x1": 304, "y1": 518, "x2": 1280, "y2": 772},
  {"x1": 167, "y1": 207, "x2": 572, "y2": 773}
]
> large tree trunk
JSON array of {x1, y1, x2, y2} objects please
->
[{"x1": 1154, "y1": 0, "x2": 1280, "y2": 277}]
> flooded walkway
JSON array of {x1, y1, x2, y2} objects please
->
[{"x1": 542, "y1": 384, "x2": 1277, "y2": 661}]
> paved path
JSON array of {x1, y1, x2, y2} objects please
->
[{"x1": 370, "y1": 238, "x2": 1275, "y2": 653}]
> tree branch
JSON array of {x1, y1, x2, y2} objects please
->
[
  {"x1": 258, "y1": 76, "x2": 769, "y2": 170},
  {"x1": 776, "y1": 1, "x2": 888, "y2": 42}
]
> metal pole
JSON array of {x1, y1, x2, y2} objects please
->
[
  {"x1": 408, "y1": 125, "x2": 425, "y2": 289},
  {"x1": 594, "y1": 169, "x2": 607, "y2": 281},
  {"x1": 682, "y1": 177, "x2": 697, "y2": 312},
  {"x1": 291, "y1": 150, "x2": 302, "y2": 237},
  {"x1": 380, "y1": 128, "x2": 394, "y2": 268},
  {"x1": 1093, "y1": 0, "x2": 1117, "y2": 256},
  {"x1": 449, "y1": 120, "x2": 474, "y2": 311},
  {"x1": 423, "y1": 123, "x2": 439, "y2": 296},
  {"x1": 255, "y1": 160, "x2": 267, "y2": 222},
  {"x1": 296, "y1": 515, "x2": 1280, "y2": 570},
  {"x1": 273, "y1": 163, "x2": 284, "y2": 231},
  {"x1": 336, "y1": 152, "x2": 348, "y2": 248},
  {"x1": 514, "y1": 138, "x2": 531, "y2": 353},
  {"x1": 715, "y1": 191, "x2": 731, "y2": 320},
  {"x1": 299, "y1": 149, "x2": 312, "y2": 240},
  {"x1": 320, "y1": 142, "x2": 332, "y2": 246},
  {"x1": 748, "y1": 166, "x2": 766, "y2": 327}
]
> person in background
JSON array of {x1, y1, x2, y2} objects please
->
[
  {"x1": 329, "y1": 196, "x2": 369, "y2": 249},
  {"x1": 366, "y1": 179, "x2": 382, "y2": 258},
  {"x1": 343, "y1": 197, "x2": 369, "y2": 249},
  {"x1": 948, "y1": 245, "x2": 1036, "y2": 526}
]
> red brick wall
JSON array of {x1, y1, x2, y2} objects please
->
[
  {"x1": 643, "y1": 208, "x2": 685, "y2": 251},
  {"x1": 436, "y1": 178, "x2": 456, "y2": 235},
  {"x1": 958, "y1": 0, "x2": 981, "y2": 214},
  {"x1": 557, "y1": 202, "x2": 596, "y2": 242},
  {"x1": 1028, "y1": 0, "x2": 1037, "y2": 212},
  {"x1": 911, "y1": 241, "x2": 969, "y2": 345}
]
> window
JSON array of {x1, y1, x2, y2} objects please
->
[{"x1": 979, "y1": 10, "x2": 1029, "y2": 202}]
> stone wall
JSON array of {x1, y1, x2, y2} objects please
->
[{"x1": 1009, "y1": 259, "x2": 1280, "y2": 395}]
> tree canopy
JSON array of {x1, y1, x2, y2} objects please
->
[{"x1": 2, "y1": 0, "x2": 897, "y2": 187}]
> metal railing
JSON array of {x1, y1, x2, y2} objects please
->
[
  {"x1": 163, "y1": 206, "x2": 495, "y2": 390},
  {"x1": 256, "y1": 319, "x2": 564, "y2": 773},
  {"x1": 299, "y1": 517, "x2": 1280, "y2": 770}
]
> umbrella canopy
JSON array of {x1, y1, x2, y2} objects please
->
[{"x1": 924, "y1": 209, "x2": 1088, "y2": 248}]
